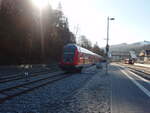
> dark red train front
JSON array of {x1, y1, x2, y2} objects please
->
[
  {"x1": 59, "y1": 44, "x2": 102, "y2": 72},
  {"x1": 59, "y1": 44, "x2": 79, "y2": 71}
]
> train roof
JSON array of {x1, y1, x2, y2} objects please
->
[{"x1": 65, "y1": 44, "x2": 102, "y2": 58}]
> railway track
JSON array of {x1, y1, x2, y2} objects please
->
[
  {"x1": 117, "y1": 63, "x2": 150, "y2": 80},
  {"x1": 127, "y1": 67, "x2": 150, "y2": 80},
  {"x1": 0, "y1": 72, "x2": 69, "y2": 104},
  {"x1": 0, "y1": 67, "x2": 59, "y2": 83},
  {"x1": 118, "y1": 63, "x2": 150, "y2": 73}
]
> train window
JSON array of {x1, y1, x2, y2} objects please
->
[
  {"x1": 80, "y1": 53, "x2": 83, "y2": 57},
  {"x1": 63, "y1": 53, "x2": 74, "y2": 62},
  {"x1": 64, "y1": 46, "x2": 76, "y2": 53},
  {"x1": 63, "y1": 46, "x2": 76, "y2": 62}
]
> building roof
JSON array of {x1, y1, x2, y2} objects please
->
[{"x1": 111, "y1": 51, "x2": 130, "y2": 56}]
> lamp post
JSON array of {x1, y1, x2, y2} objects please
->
[{"x1": 106, "y1": 16, "x2": 115, "y2": 74}]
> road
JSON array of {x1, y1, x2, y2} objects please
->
[{"x1": 110, "y1": 64, "x2": 150, "y2": 113}]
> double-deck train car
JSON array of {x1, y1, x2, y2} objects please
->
[{"x1": 59, "y1": 44, "x2": 102, "y2": 71}]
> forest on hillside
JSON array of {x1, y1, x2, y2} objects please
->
[
  {"x1": 0, "y1": 0, "x2": 104, "y2": 65},
  {"x1": 0, "y1": 0, "x2": 76, "y2": 64}
]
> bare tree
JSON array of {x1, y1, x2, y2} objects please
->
[
  {"x1": 78, "y1": 35, "x2": 92, "y2": 50},
  {"x1": 92, "y1": 42, "x2": 105, "y2": 56}
]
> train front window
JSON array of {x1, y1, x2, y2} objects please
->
[{"x1": 63, "y1": 46, "x2": 76, "y2": 62}]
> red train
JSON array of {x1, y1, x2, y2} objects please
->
[
  {"x1": 59, "y1": 44, "x2": 102, "y2": 72},
  {"x1": 124, "y1": 58, "x2": 134, "y2": 64}
]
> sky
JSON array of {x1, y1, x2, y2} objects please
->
[{"x1": 50, "y1": 0, "x2": 150, "y2": 47}]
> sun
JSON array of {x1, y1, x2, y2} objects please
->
[{"x1": 32, "y1": 0, "x2": 49, "y2": 9}]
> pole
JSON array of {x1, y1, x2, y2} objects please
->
[
  {"x1": 106, "y1": 17, "x2": 109, "y2": 50},
  {"x1": 105, "y1": 17, "x2": 114, "y2": 74},
  {"x1": 106, "y1": 17, "x2": 109, "y2": 74}
]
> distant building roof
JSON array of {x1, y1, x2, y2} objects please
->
[
  {"x1": 111, "y1": 51, "x2": 130, "y2": 56},
  {"x1": 129, "y1": 51, "x2": 137, "y2": 59}
]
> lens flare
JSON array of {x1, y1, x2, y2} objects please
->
[{"x1": 32, "y1": 0, "x2": 49, "y2": 9}]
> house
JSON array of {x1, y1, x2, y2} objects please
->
[{"x1": 139, "y1": 50, "x2": 150, "y2": 63}]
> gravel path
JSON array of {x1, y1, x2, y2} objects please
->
[{"x1": 0, "y1": 65, "x2": 110, "y2": 113}]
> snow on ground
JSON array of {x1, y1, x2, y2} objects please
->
[
  {"x1": 134, "y1": 63, "x2": 150, "y2": 68},
  {"x1": 0, "y1": 65, "x2": 110, "y2": 113}
]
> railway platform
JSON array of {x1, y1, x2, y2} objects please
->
[{"x1": 134, "y1": 63, "x2": 150, "y2": 68}]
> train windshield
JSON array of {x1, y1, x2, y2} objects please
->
[{"x1": 63, "y1": 46, "x2": 76, "y2": 63}]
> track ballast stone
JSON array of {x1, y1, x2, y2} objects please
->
[
  {"x1": 45, "y1": 68, "x2": 111, "y2": 113},
  {"x1": 0, "y1": 66, "x2": 110, "y2": 113}
]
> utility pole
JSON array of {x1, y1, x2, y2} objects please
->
[{"x1": 106, "y1": 16, "x2": 115, "y2": 74}]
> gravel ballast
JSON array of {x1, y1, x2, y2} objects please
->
[
  {"x1": 0, "y1": 65, "x2": 110, "y2": 113},
  {"x1": 47, "y1": 67, "x2": 111, "y2": 113}
]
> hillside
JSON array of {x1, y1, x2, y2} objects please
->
[{"x1": 109, "y1": 41, "x2": 150, "y2": 54}]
